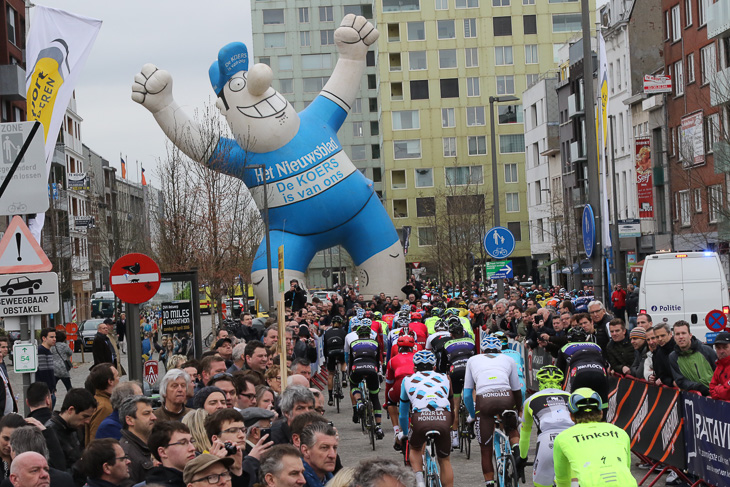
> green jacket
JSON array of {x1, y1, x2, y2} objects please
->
[{"x1": 669, "y1": 337, "x2": 717, "y2": 395}]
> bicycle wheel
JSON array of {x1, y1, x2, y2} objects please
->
[
  {"x1": 502, "y1": 453, "x2": 519, "y2": 487},
  {"x1": 367, "y1": 400, "x2": 376, "y2": 451},
  {"x1": 359, "y1": 382, "x2": 366, "y2": 433},
  {"x1": 425, "y1": 440, "x2": 442, "y2": 487},
  {"x1": 464, "y1": 422, "x2": 472, "y2": 460},
  {"x1": 334, "y1": 374, "x2": 341, "y2": 413},
  {"x1": 458, "y1": 407, "x2": 465, "y2": 453}
]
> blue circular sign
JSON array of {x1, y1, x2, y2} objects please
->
[
  {"x1": 706, "y1": 309, "x2": 728, "y2": 332},
  {"x1": 484, "y1": 226, "x2": 516, "y2": 259},
  {"x1": 582, "y1": 204, "x2": 595, "y2": 259}
]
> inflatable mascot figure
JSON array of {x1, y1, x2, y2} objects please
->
[{"x1": 132, "y1": 15, "x2": 405, "y2": 303}]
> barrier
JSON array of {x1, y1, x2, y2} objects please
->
[{"x1": 682, "y1": 393, "x2": 730, "y2": 486}]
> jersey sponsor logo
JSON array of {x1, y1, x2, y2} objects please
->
[
  {"x1": 571, "y1": 430, "x2": 622, "y2": 443},
  {"x1": 415, "y1": 409, "x2": 448, "y2": 421},
  {"x1": 478, "y1": 390, "x2": 511, "y2": 399}
]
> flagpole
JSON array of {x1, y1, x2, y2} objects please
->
[{"x1": 597, "y1": 26, "x2": 612, "y2": 293}]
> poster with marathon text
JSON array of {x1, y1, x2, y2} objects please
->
[
  {"x1": 635, "y1": 137, "x2": 654, "y2": 219},
  {"x1": 161, "y1": 301, "x2": 193, "y2": 334}
]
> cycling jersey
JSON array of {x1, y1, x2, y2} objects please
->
[
  {"x1": 344, "y1": 329, "x2": 376, "y2": 364},
  {"x1": 408, "y1": 321, "x2": 428, "y2": 349},
  {"x1": 398, "y1": 370, "x2": 453, "y2": 458},
  {"x1": 424, "y1": 316, "x2": 440, "y2": 335},
  {"x1": 502, "y1": 348, "x2": 527, "y2": 398},
  {"x1": 324, "y1": 328, "x2": 347, "y2": 355},
  {"x1": 553, "y1": 422, "x2": 636, "y2": 487},
  {"x1": 556, "y1": 342, "x2": 606, "y2": 375},
  {"x1": 385, "y1": 350, "x2": 415, "y2": 405},
  {"x1": 425, "y1": 331, "x2": 450, "y2": 351},
  {"x1": 349, "y1": 337, "x2": 380, "y2": 368},
  {"x1": 464, "y1": 353, "x2": 521, "y2": 397},
  {"x1": 519, "y1": 389, "x2": 574, "y2": 487},
  {"x1": 385, "y1": 328, "x2": 425, "y2": 362}
]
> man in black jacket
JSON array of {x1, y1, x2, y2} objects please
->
[
  {"x1": 45, "y1": 388, "x2": 97, "y2": 472},
  {"x1": 587, "y1": 300, "x2": 613, "y2": 350},
  {"x1": 2, "y1": 426, "x2": 75, "y2": 487},
  {"x1": 146, "y1": 421, "x2": 197, "y2": 487},
  {"x1": 24, "y1": 382, "x2": 64, "y2": 471},
  {"x1": 119, "y1": 396, "x2": 156, "y2": 486},
  {"x1": 605, "y1": 319, "x2": 636, "y2": 373},
  {"x1": 649, "y1": 323, "x2": 677, "y2": 386},
  {"x1": 284, "y1": 280, "x2": 307, "y2": 313},
  {"x1": 79, "y1": 439, "x2": 131, "y2": 487},
  {"x1": 92, "y1": 321, "x2": 116, "y2": 367}
]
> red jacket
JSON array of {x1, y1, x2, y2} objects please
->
[
  {"x1": 710, "y1": 355, "x2": 730, "y2": 401},
  {"x1": 611, "y1": 289, "x2": 627, "y2": 309}
]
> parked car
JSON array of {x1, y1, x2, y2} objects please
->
[
  {"x1": 312, "y1": 290, "x2": 338, "y2": 302},
  {"x1": 77, "y1": 318, "x2": 105, "y2": 352},
  {"x1": 222, "y1": 296, "x2": 245, "y2": 318}
]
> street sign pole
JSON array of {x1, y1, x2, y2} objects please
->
[
  {"x1": 126, "y1": 302, "x2": 143, "y2": 382},
  {"x1": 20, "y1": 314, "x2": 30, "y2": 416},
  {"x1": 191, "y1": 269, "x2": 203, "y2": 359}
]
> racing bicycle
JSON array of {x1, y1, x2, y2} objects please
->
[
  {"x1": 333, "y1": 359, "x2": 344, "y2": 413},
  {"x1": 358, "y1": 379, "x2": 376, "y2": 451},
  {"x1": 492, "y1": 410, "x2": 519, "y2": 487},
  {"x1": 457, "y1": 401, "x2": 473, "y2": 459},
  {"x1": 423, "y1": 431, "x2": 442, "y2": 487}
]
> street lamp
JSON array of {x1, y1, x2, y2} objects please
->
[
  {"x1": 489, "y1": 95, "x2": 520, "y2": 298},
  {"x1": 246, "y1": 164, "x2": 274, "y2": 315}
]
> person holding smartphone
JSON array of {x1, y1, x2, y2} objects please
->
[{"x1": 241, "y1": 407, "x2": 276, "y2": 455}]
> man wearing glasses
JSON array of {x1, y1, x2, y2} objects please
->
[
  {"x1": 147, "y1": 421, "x2": 198, "y2": 487},
  {"x1": 80, "y1": 438, "x2": 132, "y2": 487},
  {"x1": 587, "y1": 300, "x2": 612, "y2": 350},
  {"x1": 183, "y1": 454, "x2": 234, "y2": 487}
]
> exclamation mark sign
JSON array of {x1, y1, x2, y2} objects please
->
[{"x1": 15, "y1": 232, "x2": 21, "y2": 261}]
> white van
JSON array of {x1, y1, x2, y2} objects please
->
[
  {"x1": 91, "y1": 291, "x2": 115, "y2": 300},
  {"x1": 639, "y1": 251, "x2": 730, "y2": 343}
]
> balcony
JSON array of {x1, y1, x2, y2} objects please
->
[
  {"x1": 540, "y1": 124, "x2": 560, "y2": 156},
  {"x1": 570, "y1": 139, "x2": 587, "y2": 162},
  {"x1": 0, "y1": 64, "x2": 26, "y2": 101},
  {"x1": 714, "y1": 141, "x2": 730, "y2": 174},
  {"x1": 708, "y1": 0, "x2": 730, "y2": 40},
  {"x1": 710, "y1": 66, "x2": 730, "y2": 106},
  {"x1": 642, "y1": 95, "x2": 664, "y2": 112},
  {"x1": 568, "y1": 93, "x2": 584, "y2": 118}
]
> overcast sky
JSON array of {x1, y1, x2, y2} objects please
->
[{"x1": 33, "y1": 1, "x2": 253, "y2": 187}]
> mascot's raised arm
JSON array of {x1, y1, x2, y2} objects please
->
[{"x1": 132, "y1": 14, "x2": 405, "y2": 303}]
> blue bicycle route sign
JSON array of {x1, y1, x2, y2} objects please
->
[{"x1": 484, "y1": 226, "x2": 515, "y2": 259}]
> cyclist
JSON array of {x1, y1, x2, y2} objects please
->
[
  {"x1": 399, "y1": 350, "x2": 454, "y2": 487},
  {"x1": 425, "y1": 307, "x2": 445, "y2": 334},
  {"x1": 324, "y1": 315, "x2": 348, "y2": 406},
  {"x1": 425, "y1": 319, "x2": 450, "y2": 352},
  {"x1": 493, "y1": 331, "x2": 527, "y2": 399},
  {"x1": 386, "y1": 314, "x2": 422, "y2": 363},
  {"x1": 517, "y1": 365, "x2": 574, "y2": 487},
  {"x1": 345, "y1": 318, "x2": 376, "y2": 423},
  {"x1": 445, "y1": 308, "x2": 475, "y2": 339},
  {"x1": 386, "y1": 334, "x2": 417, "y2": 449},
  {"x1": 348, "y1": 322, "x2": 385, "y2": 439},
  {"x1": 553, "y1": 388, "x2": 636, "y2": 487},
  {"x1": 441, "y1": 319, "x2": 475, "y2": 449},
  {"x1": 556, "y1": 327, "x2": 609, "y2": 408},
  {"x1": 464, "y1": 335, "x2": 522, "y2": 487}
]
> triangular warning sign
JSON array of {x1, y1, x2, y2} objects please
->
[{"x1": 0, "y1": 216, "x2": 52, "y2": 273}]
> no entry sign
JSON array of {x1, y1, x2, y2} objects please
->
[{"x1": 110, "y1": 253, "x2": 161, "y2": 304}]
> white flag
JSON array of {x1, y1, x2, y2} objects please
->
[
  {"x1": 25, "y1": 6, "x2": 101, "y2": 241},
  {"x1": 598, "y1": 32, "x2": 612, "y2": 249}
]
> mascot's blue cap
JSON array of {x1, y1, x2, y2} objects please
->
[{"x1": 209, "y1": 42, "x2": 249, "y2": 95}]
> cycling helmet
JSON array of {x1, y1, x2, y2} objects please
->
[
  {"x1": 493, "y1": 331, "x2": 509, "y2": 350},
  {"x1": 535, "y1": 365, "x2": 564, "y2": 390},
  {"x1": 356, "y1": 308, "x2": 365, "y2": 318},
  {"x1": 401, "y1": 304, "x2": 412, "y2": 312},
  {"x1": 356, "y1": 323, "x2": 372, "y2": 337},
  {"x1": 567, "y1": 327, "x2": 588, "y2": 342},
  {"x1": 413, "y1": 350, "x2": 436, "y2": 367},
  {"x1": 411, "y1": 312, "x2": 422, "y2": 321},
  {"x1": 431, "y1": 307, "x2": 444, "y2": 318},
  {"x1": 446, "y1": 316, "x2": 461, "y2": 328},
  {"x1": 568, "y1": 387, "x2": 603, "y2": 413},
  {"x1": 445, "y1": 308, "x2": 460, "y2": 317},
  {"x1": 331, "y1": 316, "x2": 344, "y2": 326},
  {"x1": 364, "y1": 311, "x2": 374, "y2": 320},
  {"x1": 349, "y1": 317, "x2": 360, "y2": 328},
  {"x1": 481, "y1": 335, "x2": 502, "y2": 353},
  {"x1": 360, "y1": 318, "x2": 372, "y2": 328},
  {"x1": 397, "y1": 334, "x2": 415, "y2": 349},
  {"x1": 434, "y1": 319, "x2": 448, "y2": 332},
  {"x1": 373, "y1": 311, "x2": 382, "y2": 319},
  {"x1": 448, "y1": 320, "x2": 464, "y2": 336}
]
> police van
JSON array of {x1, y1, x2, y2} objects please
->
[{"x1": 638, "y1": 251, "x2": 729, "y2": 343}]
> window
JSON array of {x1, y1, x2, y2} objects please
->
[
  {"x1": 468, "y1": 136, "x2": 487, "y2": 155},
  {"x1": 445, "y1": 166, "x2": 483, "y2": 184},
  {"x1": 493, "y1": 0, "x2": 510, "y2": 5},
  {"x1": 394, "y1": 140, "x2": 422, "y2": 159},
  {"x1": 506, "y1": 193, "x2": 520, "y2": 212},
  {"x1": 701, "y1": 43, "x2": 716, "y2": 84},
  {"x1": 500, "y1": 134, "x2": 525, "y2": 153},
  {"x1": 303, "y1": 77, "x2": 328, "y2": 92},
  {"x1": 436, "y1": 0, "x2": 449, "y2": 9},
  {"x1": 496, "y1": 75, "x2": 515, "y2": 95},
  {"x1": 467, "y1": 106, "x2": 486, "y2": 126},
  {"x1": 447, "y1": 195, "x2": 485, "y2": 214},
  {"x1": 383, "y1": 0, "x2": 420, "y2": 11},
  {"x1": 388, "y1": 23, "x2": 400, "y2": 41},
  {"x1": 393, "y1": 199, "x2": 408, "y2": 218},
  {"x1": 495, "y1": 46, "x2": 514, "y2": 65},
  {"x1": 411, "y1": 80, "x2": 429, "y2": 99},
  {"x1": 525, "y1": 45, "x2": 538, "y2": 64},
  {"x1": 685, "y1": 0, "x2": 692, "y2": 26},
  {"x1": 344, "y1": 4, "x2": 373, "y2": 18},
  {"x1": 263, "y1": 9, "x2": 284, "y2": 24},
  {"x1": 524, "y1": 0, "x2": 535, "y2": 4},
  {"x1": 408, "y1": 22, "x2": 426, "y2": 40},
  {"x1": 418, "y1": 227, "x2": 436, "y2": 246},
  {"x1": 278, "y1": 79, "x2": 293, "y2": 94},
  {"x1": 415, "y1": 168, "x2": 434, "y2": 187},
  {"x1": 679, "y1": 190, "x2": 690, "y2": 226},
  {"x1": 552, "y1": 13, "x2": 582, "y2": 32},
  {"x1": 466, "y1": 77, "x2": 480, "y2": 96},
  {"x1": 300, "y1": 31, "x2": 311, "y2": 47},
  {"x1": 352, "y1": 122, "x2": 363, "y2": 137},
  {"x1": 392, "y1": 110, "x2": 420, "y2": 130},
  {"x1": 298, "y1": 7, "x2": 309, "y2": 22},
  {"x1": 505, "y1": 163, "x2": 518, "y2": 183},
  {"x1": 439, "y1": 49, "x2": 458, "y2": 68},
  {"x1": 699, "y1": 0, "x2": 709, "y2": 26},
  {"x1": 373, "y1": 167, "x2": 382, "y2": 182},
  {"x1": 408, "y1": 51, "x2": 427, "y2": 70},
  {"x1": 441, "y1": 78, "x2": 460, "y2": 98},
  {"x1": 302, "y1": 54, "x2": 332, "y2": 70},
  {"x1": 524, "y1": 15, "x2": 537, "y2": 35},
  {"x1": 527, "y1": 73, "x2": 539, "y2": 86},
  {"x1": 706, "y1": 112, "x2": 721, "y2": 152},
  {"x1": 694, "y1": 188, "x2": 703, "y2": 213},
  {"x1": 372, "y1": 144, "x2": 380, "y2": 159},
  {"x1": 264, "y1": 33, "x2": 285, "y2": 48},
  {"x1": 352, "y1": 98, "x2": 362, "y2": 113},
  {"x1": 351, "y1": 145, "x2": 367, "y2": 160},
  {"x1": 674, "y1": 60, "x2": 684, "y2": 96},
  {"x1": 498, "y1": 104, "x2": 523, "y2": 124},
  {"x1": 455, "y1": 0, "x2": 479, "y2": 8},
  {"x1": 392, "y1": 82, "x2": 403, "y2": 100},
  {"x1": 442, "y1": 108, "x2": 456, "y2": 128},
  {"x1": 319, "y1": 6, "x2": 334, "y2": 21},
  {"x1": 687, "y1": 53, "x2": 696, "y2": 83},
  {"x1": 321, "y1": 30, "x2": 335, "y2": 45},
  {"x1": 417, "y1": 197, "x2": 436, "y2": 217},
  {"x1": 507, "y1": 222, "x2": 522, "y2": 241},
  {"x1": 370, "y1": 121, "x2": 379, "y2": 136},
  {"x1": 279, "y1": 56, "x2": 292, "y2": 70},
  {"x1": 709, "y1": 185, "x2": 723, "y2": 223},
  {"x1": 443, "y1": 137, "x2": 457, "y2": 157},
  {"x1": 671, "y1": 5, "x2": 681, "y2": 42},
  {"x1": 464, "y1": 18, "x2": 477, "y2": 37},
  {"x1": 7, "y1": 6, "x2": 16, "y2": 44},
  {"x1": 494, "y1": 17, "x2": 512, "y2": 36},
  {"x1": 438, "y1": 20, "x2": 456, "y2": 39},
  {"x1": 392, "y1": 170, "x2": 406, "y2": 189},
  {"x1": 466, "y1": 48, "x2": 479, "y2": 67}
]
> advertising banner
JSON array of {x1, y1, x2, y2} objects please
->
[
  {"x1": 680, "y1": 112, "x2": 705, "y2": 168},
  {"x1": 635, "y1": 138, "x2": 654, "y2": 218},
  {"x1": 161, "y1": 301, "x2": 193, "y2": 334},
  {"x1": 606, "y1": 377, "x2": 686, "y2": 469},
  {"x1": 67, "y1": 172, "x2": 89, "y2": 191},
  {"x1": 643, "y1": 74, "x2": 672, "y2": 94},
  {"x1": 683, "y1": 393, "x2": 730, "y2": 485}
]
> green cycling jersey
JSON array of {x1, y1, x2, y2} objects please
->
[{"x1": 553, "y1": 421, "x2": 636, "y2": 487}]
